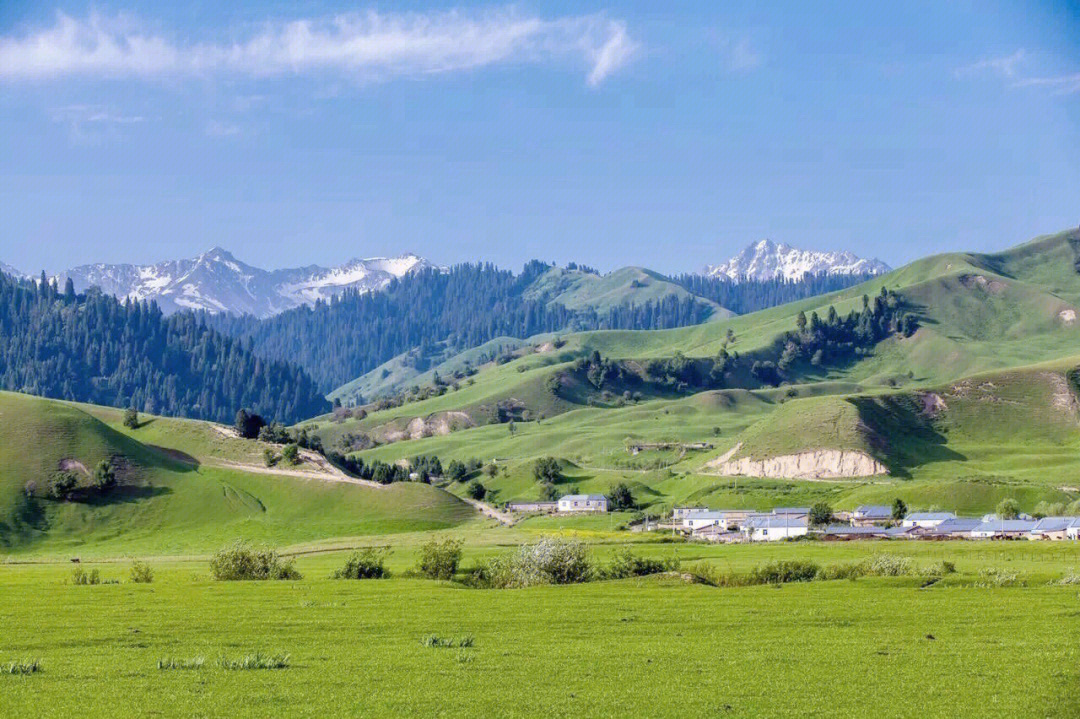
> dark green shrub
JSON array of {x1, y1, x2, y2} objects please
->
[
  {"x1": 209, "y1": 541, "x2": 301, "y2": 581},
  {"x1": 748, "y1": 560, "x2": 820, "y2": 585},
  {"x1": 417, "y1": 538, "x2": 463, "y2": 580},
  {"x1": 605, "y1": 549, "x2": 679, "y2": 579},
  {"x1": 331, "y1": 547, "x2": 390, "y2": 579},
  {"x1": 71, "y1": 566, "x2": 101, "y2": 585},
  {"x1": 280, "y1": 443, "x2": 300, "y2": 465},
  {"x1": 820, "y1": 562, "x2": 867, "y2": 581},
  {"x1": 129, "y1": 560, "x2": 154, "y2": 584},
  {"x1": 533, "y1": 457, "x2": 561, "y2": 482}
]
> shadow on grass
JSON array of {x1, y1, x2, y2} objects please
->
[{"x1": 850, "y1": 395, "x2": 966, "y2": 479}]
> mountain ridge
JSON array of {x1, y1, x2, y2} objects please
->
[
  {"x1": 705, "y1": 238, "x2": 891, "y2": 282},
  {"x1": 53, "y1": 248, "x2": 437, "y2": 318}
]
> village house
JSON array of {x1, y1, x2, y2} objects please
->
[
  {"x1": 1067, "y1": 519, "x2": 1080, "y2": 540},
  {"x1": 928, "y1": 518, "x2": 981, "y2": 538},
  {"x1": 743, "y1": 515, "x2": 808, "y2": 542},
  {"x1": 902, "y1": 512, "x2": 956, "y2": 529},
  {"x1": 681, "y1": 511, "x2": 730, "y2": 531},
  {"x1": 691, "y1": 524, "x2": 741, "y2": 543},
  {"x1": 556, "y1": 494, "x2": 608, "y2": 513},
  {"x1": 772, "y1": 507, "x2": 810, "y2": 518},
  {"x1": 817, "y1": 525, "x2": 889, "y2": 540},
  {"x1": 970, "y1": 519, "x2": 1038, "y2": 539},
  {"x1": 1028, "y1": 517, "x2": 1074, "y2": 540},
  {"x1": 851, "y1": 505, "x2": 893, "y2": 527},
  {"x1": 506, "y1": 501, "x2": 557, "y2": 513},
  {"x1": 672, "y1": 506, "x2": 708, "y2": 521}
]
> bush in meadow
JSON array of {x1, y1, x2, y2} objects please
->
[
  {"x1": 210, "y1": 541, "x2": 301, "y2": 581},
  {"x1": 331, "y1": 547, "x2": 390, "y2": 579}
]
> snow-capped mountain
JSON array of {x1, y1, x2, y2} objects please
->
[
  {"x1": 704, "y1": 239, "x2": 890, "y2": 282},
  {"x1": 56, "y1": 248, "x2": 436, "y2": 318},
  {"x1": 1, "y1": 262, "x2": 26, "y2": 279}
]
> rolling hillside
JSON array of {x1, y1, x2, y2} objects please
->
[
  {"x1": 0, "y1": 392, "x2": 475, "y2": 555},
  {"x1": 304, "y1": 229, "x2": 1080, "y2": 516}
]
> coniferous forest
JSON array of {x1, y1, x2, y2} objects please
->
[
  {"x1": 672, "y1": 272, "x2": 877, "y2": 315},
  {"x1": 207, "y1": 262, "x2": 717, "y2": 391},
  {"x1": 206, "y1": 262, "x2": 873, "y2": 392},
  {"x1": 0, "y1": 272, "x2": 328, "y2": 423}
]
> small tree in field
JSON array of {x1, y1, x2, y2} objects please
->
[
  {"x1": 466, "y1": 481, "x2": 487, "y2": 501},
  {"x1": 123, "y1": 407, "x2": 139, "y2": 429},
  {"x1": 996, "y1": 498, "x2": 1020, "y2": 520},
  {"x1": 892, "y1": 498, "x2": 908, "y2": 521},
  {"x1": 809, "y1": 502, "x2": 833, "y2": 527},
  {"x1": 533, "y1": 457, "x2": 561, "y2": 483},
  {"x1": 606, "y1": 482, "x2": 635, "y2": 511},
  {"x1": 417, "y1": 538, "x2": 463, "y2": 580},
  {"x1": 93, "y1": 460, "x2": 117, "y2": 492},
  {"x1": 280, "y1": 443, "x2": 300, "y2": 466}
]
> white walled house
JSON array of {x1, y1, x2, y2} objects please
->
[
  {"x1": 557, "y1": 494, "x2": 608, "y2": 513},
  {"x1": 901, "y1": 512, "x2": 956, "y2": 529},
  {"x1": 743, "y1": 515, "x2": 808, "y2": 542}
]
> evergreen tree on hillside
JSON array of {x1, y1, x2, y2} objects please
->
[
  {"x1": 206, "y1": 264, "x2": 715, "y2": 391},
  {"x1": 0, "y1": 273, "x2": 327, "y2": 424}
]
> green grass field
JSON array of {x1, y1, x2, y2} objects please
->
[{"x1": 3, "y1": 540, "x2": 1080, "y2": 718}]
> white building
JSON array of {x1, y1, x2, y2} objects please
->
[
  {"x1": 743, "y1": 515, "x2": 808, "y2": 542},
  {"x1": 557, "y1": 494, "x2": 608, "y2": 513},
  {"x1": 901, "y1": 512, "x2": 956, "y2": 529}
]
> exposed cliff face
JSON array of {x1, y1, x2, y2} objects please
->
[{"x1": 705, "y1": 444, "x2": 888, "y2": 479}]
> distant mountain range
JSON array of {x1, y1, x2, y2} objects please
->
[
  {"x1": 0, "y1": 238, "x2": 887, "y2": 317},
  {"x1": 704, "y1": 239, "x2": 890, "y2": 282},
  {"x1": 45, "y1": 248, "x2": 436, "y2": 318}
]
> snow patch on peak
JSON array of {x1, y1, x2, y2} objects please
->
[
  {"x1": 704, "y1": 239, "x2": 891, "y2": 282},
  {"x1": 54, "y1": 249, "x2": 442, "y2": 318},
  {"x1": 1, "y1": 262, "x2": 26, "y2": 279}
]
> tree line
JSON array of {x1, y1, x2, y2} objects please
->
[
  {"x1": 672, "y1": 272, "x2": 877, "y2": 315},
  {"x1": 205, "y1": 262, "x2": 716, "y2": 392},
  {"x1": 0, "y1": 272, "x2": 328, "y2": 424}
]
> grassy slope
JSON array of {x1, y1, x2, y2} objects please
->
[
  {"x1": 524, "y1": 265, "x2": 730, "y2": 316},
  {"x1": 0, "y1": 392, "x2": 475, "y2": 556},
  {"x1": 328, "y1": 336, "x2": 535, "y2": 405}
]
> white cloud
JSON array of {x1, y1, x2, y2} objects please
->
[
  {"x1": 49, "y1": 104, "x2": 147, "y2": 144},
  {"x1": 205, "y1": 120, "x2": 242, "y2": 137},
  {"x1": 955, "y1": 50, "x2": 1027, "y2": 78},
  {"x1": 1014, "y1": 72, "x2": 1080, "y2": 95},
  {"x1": 0, "y1": 9, "x2": 637, "y2": 87},
  {"x1": 722, "y1": 37, "x2": 761, "y2": 73},
  {"x1": 956, "y1": 49, "x2": 1080, "y2": 97}
]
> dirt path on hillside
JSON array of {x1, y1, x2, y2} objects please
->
[
  {"x1": 206, "y1": 450, "x2": 383, "y2": 488},
  {"x1": 460, "y1": 497, "x2": 516, "y2": 526}
]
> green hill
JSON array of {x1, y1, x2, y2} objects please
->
[
  {"x1": 307, "y1": 229, "x2": 1080, "y2": 516},
  {"x1": 0, "y1": 392, "x2": 475, "y2": 556},
  {"x1": 525, "y1": 265, "x2": 730, "y2": 316}
]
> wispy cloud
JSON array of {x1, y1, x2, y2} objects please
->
[
  {"x1": 1014, "y1": 72, "x2": 1080, "y2": 96},
  {"x1": 955, "y1": 49, "x2": 1026, "y2": 79},
  {"x1": 49, "y1": 104, "x2": 148, "y2": 144},
  {"x1": 204, "y1": 120, "x2": 242, "y2": 138},
  {"x1": 721, "y1": 37, "x2": 762, "y2": 73},
  {"x1": 0, "y1": 9, "x2": 637, "y2": 87},
  {"x1": 955, "y1": 49, "x2": 1079, "y2": 96}
]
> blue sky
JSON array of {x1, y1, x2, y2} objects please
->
[{"x1": 0, "y1": 1, "x2": 1077, "y2": 275}]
